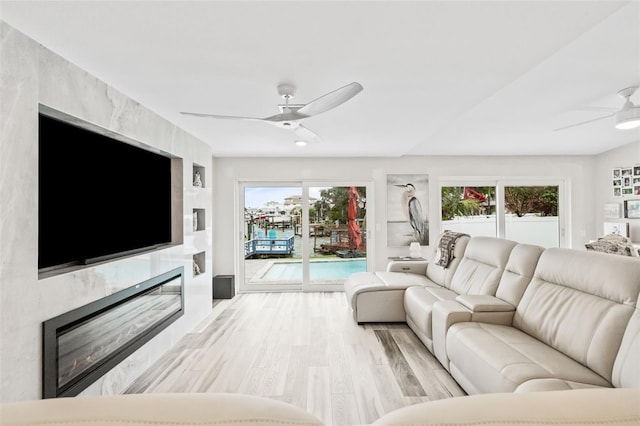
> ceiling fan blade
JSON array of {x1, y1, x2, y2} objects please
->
[
  {"x1": 553, "y1": 112, "x2": 616, "y2": 131},
  {"x1": 576, "y1": 106, "x2": 618, "y2": 112},
  {"x1": 180, "y1": 111, "x2": 265, "y2": 121},
  {"x1": 293, "y1": 124, "x2": 321, "y2": 142},
  {"x1": 297, "y1": 82, "x2": 363, "y2": 117}
]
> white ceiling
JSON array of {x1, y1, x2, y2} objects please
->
[{"x1": 1, "y1": 1, "x2": 639, "y2": 157}]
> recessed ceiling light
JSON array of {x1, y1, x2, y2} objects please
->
[{"x1": 294, "y1": 140, "x2": 307, "y2": 147}]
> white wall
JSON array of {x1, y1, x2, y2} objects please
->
[
  {"x1": 0, "y1": 23, "x2": 213, "y2": 402},
  {"x1": 213, "y1": 155, "x2": 595, "y2": 276},
  {"x1": 594, "y1": 141, "x2": 640, "y2": 242}
]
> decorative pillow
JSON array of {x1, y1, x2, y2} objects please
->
[{"x1": 585, "y1": 234, "x2": 637, "y2": 257}]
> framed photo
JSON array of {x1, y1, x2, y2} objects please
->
[
  {"x1": 387, "y1": 174, "x2": 429, "y2": 246},
  {"x1": 634, "y1": 165, "x2": 640, "y2": 176},
  {"x1": 603, "y1": 221, "x2": 629, "y2": 237},
  {"x1": 613, "y1": 168, "x2": 622, "y2": 179},
  {"x1": 604, "y1": 203, "x2": 620, "y2": 219},
  {"x1": 613, "y1": 168, "x2": 624, "y2": 196},
  {"x1": 624, "y1": 199, "x2": 640, "y2": 219}
]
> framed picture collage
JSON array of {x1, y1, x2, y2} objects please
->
[{"x1": 612, "y1": 165, "x2": 640, "y2": 197}]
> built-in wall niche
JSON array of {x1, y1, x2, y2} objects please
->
[
  {"x1": 193, "y1": 251, "x2": 205, "y2": 277},
  {"x1": 193, "y1": 163, "x2": 205, "y2": 188},
  {"x1": 192, "y1": 209, "x2": 205, "y2": 232}
]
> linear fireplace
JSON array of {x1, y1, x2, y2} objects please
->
[{"x1": 42, "y1": 267, "x2": 184, "y2": 398}]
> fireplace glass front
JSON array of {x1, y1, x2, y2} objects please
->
[{"x1": 43, "y1": 267, "x2": 184, "y2": 398}]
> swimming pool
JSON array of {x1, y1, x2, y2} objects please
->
[{"x1": 261, "y1": 259, "x2": 366, "y2": 280}]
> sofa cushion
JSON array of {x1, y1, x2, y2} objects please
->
[
  {"x1": 448, "y1": 236, "x2": 517, "y2": 295},
  {"x1": 495, "y1": 243, "x2": 544, "y2": 307},
  {"x1": 446, "y1": 322, "x2": 612, "y2": 394},
  {"x1": 514, "y1": 378, "x2": 606, "y2": 392},
  {"x1": 513, "y1": 248, "x2": 640, "y2": 382}
]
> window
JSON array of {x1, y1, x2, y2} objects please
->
[{"x1": 440, "y1": 179, "x2": 565, "y2": 248}]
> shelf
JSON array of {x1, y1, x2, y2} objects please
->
[
  {"x1": 193, "y1": 163, "x2": 205, "y2": 188},
  {"x1": 192, "y1": 208, "x2": 205, "y2": 232}
]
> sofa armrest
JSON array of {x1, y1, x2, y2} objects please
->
[
  {"x1": 455, "y1": 294, "x2": 515, "y2": 312},
  {"x1": 455, "y1": 294, "x2": 516, "y2": 327},
  {"x1": 386, "y1": 260, "x2": 428, "y2": 274}
]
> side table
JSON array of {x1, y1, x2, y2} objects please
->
[{"x1": 386, "y1": 257, "x2": 428, "y2": 274}]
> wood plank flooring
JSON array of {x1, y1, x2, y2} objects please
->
[{"x1": 125, "y1": 292, "x2": 465, "y2": 425}]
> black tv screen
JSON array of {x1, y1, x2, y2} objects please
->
[{"x1": 39, "y1": 112, "x2": 173, "y2": 272}]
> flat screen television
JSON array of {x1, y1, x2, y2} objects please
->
[{"x1": 38, "y1": 109, "x2": 174, "y2": 273}]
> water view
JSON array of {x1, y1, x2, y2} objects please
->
[{"x1": 244, "y1": 185, "x2": 367, "y2": 286}]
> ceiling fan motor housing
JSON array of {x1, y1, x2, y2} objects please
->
[
  {"x1": 277, "y1": 83, "x2": 296, "y2": 99},
  {"x1": 615, "y1": 86, "x2": 640, "y2": 129},
  {"x1": 615, "y1": 105, "x2": 640, "y2": 129}
]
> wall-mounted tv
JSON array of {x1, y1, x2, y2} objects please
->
[{"x1": 38, "y1": 107, "x2": 176, "y2": 274}]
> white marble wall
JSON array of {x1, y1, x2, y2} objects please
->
[{"x1": 0, "y1": 22, "x2": 213, "y2": 402}]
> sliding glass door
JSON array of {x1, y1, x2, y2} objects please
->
[
  {"x1": 307, "y1": 185, "x2": 367, "y2": 287},
  {"x1": 240, "y1": 182, "x2": 370, "y2": 292},
  {"x1": 243, "y1": 185, "x2": 302, "y2": 289}
]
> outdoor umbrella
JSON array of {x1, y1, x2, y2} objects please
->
[{"x1": 348, "y1": 186, "x2": 362, "y2": 251}]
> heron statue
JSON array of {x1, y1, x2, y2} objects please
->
[{"x1": 395, "y1": 183, "x2": 426, "y2": 243}]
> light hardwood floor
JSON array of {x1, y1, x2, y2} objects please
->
[{"x1": 125, "y1": 292, "x2": 465, "y2": 425}]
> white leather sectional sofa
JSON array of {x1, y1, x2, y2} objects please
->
[
  {"x1": 3, "y1": 388, "x2": 639, "y2": 425},
  {"x1": 344, "y1": 233, "x2": 640, "y2": 395}
]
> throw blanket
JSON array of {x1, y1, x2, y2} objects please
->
[
  {"x1": 435, "y1": 231, "x2": 469, "y2": 268},
  {"x1": 585, "y1": 234, "x2": 639, "y2": 257}
]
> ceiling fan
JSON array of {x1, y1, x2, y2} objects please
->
[
  {"x1": 554, "y1": 86, "x2": 640, "y2": 131},
  {"x1": 180, "y1": 81, "x2": 363, "y2": 142}
]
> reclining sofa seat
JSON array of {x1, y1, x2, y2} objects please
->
[
  {"x1": 405, "y1": 236, "x2": 519, "y2": 352},
  {"x1": 445, "y1": 248, "x2": 640, "y2": 395},
  {"x1": 344, "y1": 233, "x2": 470, "y2": 323},
  {"x1": 431, "y1": 243, "x2": 545, "y2": 370}
]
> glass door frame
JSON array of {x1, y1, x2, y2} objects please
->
[
  {"x1": 438, "y1": 177, "x2": 569, "y2": 248},
  {"x1": 237, "y1": 180, "x2": 374, "y2": 293}
]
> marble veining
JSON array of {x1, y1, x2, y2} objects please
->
[{"x1": 0, "y1": 21, "x2": 212, "y2": 402}]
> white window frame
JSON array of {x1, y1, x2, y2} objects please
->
[{"x1": 438, "y1": 177, "x2": 569, "y2": 248}]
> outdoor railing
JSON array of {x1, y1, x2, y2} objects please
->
[{"x1": 245, "y1": 235, "x2": 295, "y2": 258}]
